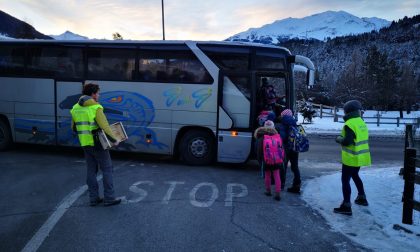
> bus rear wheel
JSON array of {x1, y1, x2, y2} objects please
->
[
  {"x1": 0, "y1": 119, "x2": 12, "y2": 151},
  {"x1": 179, "y1": 130, "x2": 215, "y2": 166}
]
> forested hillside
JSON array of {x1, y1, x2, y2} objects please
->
[
  {"x1": 281, "y1": 15, "x2": 420, "y2": 111},
  {"x1": 0, "y1": 10, "x2": 52, "y2": 39}
]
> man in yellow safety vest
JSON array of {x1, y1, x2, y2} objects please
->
[
  {"x1": 334, "y1": 100, "x2": 371, "y2": 216},
  {"x1": 70, "y1": 83, "x2": 121, "y2": 207}
]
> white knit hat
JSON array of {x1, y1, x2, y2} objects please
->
[{"x1": 264, "y1": 120, "x2": 275, "y2": 128}]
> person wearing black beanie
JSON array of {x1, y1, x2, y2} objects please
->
[{"x1": 334, "y1": 100, "x2": 371, "y2": 216}]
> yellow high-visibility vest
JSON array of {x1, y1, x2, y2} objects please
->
[
  {"x1": 70, "y1": 104, "x2": 102, "y2": 146},
  {"x1": 341, "y1": 117, "x2": 371, "y2": 167}
]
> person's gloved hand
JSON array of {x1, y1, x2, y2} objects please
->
[{"x1": 335, "y1": 136, "x2": 343, "y2": 144}]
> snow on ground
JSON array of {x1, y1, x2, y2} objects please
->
[
  {"x1": 301, "y1": 110, "x2": 420, "y2": 136},
  {"x1": 301, "y1": 110, "x2": 420, "y2": 251},
  {"x1": 0, "y1": 34, "x2": 13, "y2": 40},
  {"x1": 302, "y1": 167, "x2": 420, "y2": 252}
]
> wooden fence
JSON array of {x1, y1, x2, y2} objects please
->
[
  {"x1": 311, "y1": 103, "x2": 340, "y2": 122},
  {"x1": 311, "y1": 103, "x2": 420, "y2": 127},
  {"x1": 402, "y1": 124, "x2": 420, "y2": 225}
]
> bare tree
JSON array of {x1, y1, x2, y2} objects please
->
[{"x1": 334, "y1": 50, "x2": 367, "y2": 105}]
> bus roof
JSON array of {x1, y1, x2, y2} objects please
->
[{"x1": 0, "y1": 39, "x2": 292, "y2": 54}]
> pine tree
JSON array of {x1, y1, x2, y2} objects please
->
[{"x1": 397, "y1": 64, "x2": 417, "y2": 116}]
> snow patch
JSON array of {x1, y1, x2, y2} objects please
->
[
  {"x1": 50, "y1": 31, "x2": 88, "y2": 40},
  {"x1": 0, "y1": 33, "x2": 14, "y2": 40},
  {"x1": 302, "y1": 167, "x2": 420, "y2": 251},
  {"x1": 301, "y1": 110, "x2": 420, "y2": 136}
]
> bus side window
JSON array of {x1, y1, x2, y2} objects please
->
[
  {"x1": 156, "y1": 71, "x2": 168, "y2": 82},
  {"x1": 171, "y1": 68, "x2": 193, "y2": 82},
  {"x1": 139, "y1": 70, "x2": 154, "y2": 81},
  {"x1": 0, "y1": 45, "x2": 25, "y2": 75},
  {"x1": 139, "y1": 44, "x2": 213, "y2": 84},
  {"x1": 87, "y1": 47, "x2": 135, "y2": 81}
]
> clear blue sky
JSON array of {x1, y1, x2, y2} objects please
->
[{"x1": 1, "y1": 0, "x2": 418, "y2": 40}]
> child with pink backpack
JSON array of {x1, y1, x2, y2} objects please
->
[{"x1": 253, "y1": 120, "x2": 285, "y2": 201}]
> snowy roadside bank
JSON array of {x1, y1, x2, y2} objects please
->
[
  {"x1": 301, "y1": 110, "x2": 419, "y2": 137},
  {"x1": 299, "y1": 110, "x2": 419, "y2": 251},
  {"x1": 302, "y1": 167, "x2": 420, "y2": 252}
]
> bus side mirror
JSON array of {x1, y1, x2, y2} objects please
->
[
  {"x1": 291, "y1": 55, "x2": 315, "y2": 87},
  {"x1": 293, "y1": 65, "x2": 314, "y2": 88},
  {"x1": 306, "y1": 68, "x2": 315, "y2": 87}
]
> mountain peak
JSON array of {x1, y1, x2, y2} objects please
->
[
  {"x1": 50, "y1": 30, "x2": 89, "y2": 40},
  {"x1": 226, "y1": 10, "x2": 390, "y2": 44}
]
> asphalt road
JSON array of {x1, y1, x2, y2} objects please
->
[
  {"x1": 300, "y1": 134, "x2": 405, "y2": 177},
  {"x1": 0, "y1": 135, "x2": 405, "y2": 252}
]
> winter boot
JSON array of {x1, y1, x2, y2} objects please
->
[
  {"x1": 354, "y1": 195, "x2": 369, "y2": 206},
  {"x1": 89, "y1": 197, "x2": 103, "y2": 207},
  {"x1": 287, "y1": 184, "x2": 301, "y2": 194},
  {"x1": 274, "y1": 192, "x2": 281, "y2": 201},
  {"x1": 104, "y1": 198, "x2": 122, "y2": 207},
  {"x1": 264, "y1": 190, "x2": 272, "y2": 196},
  {"x1": 333, "y1": 202, "x2": 352, "y2": 216}
]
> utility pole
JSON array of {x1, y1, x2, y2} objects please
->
[{"x1": 161, "y1": 0, "x2": 165, "y2": 40}]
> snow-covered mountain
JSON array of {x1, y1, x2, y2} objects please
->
[
  {"x1": 50, "y1": 31, "x2": 88, "y2": 40},
  {"x1": 226, "y1": 11, "x2": 391, "y2": 44}
]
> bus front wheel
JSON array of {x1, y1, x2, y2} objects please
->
[
  {"x1": 179, "y1": 130, "x2": 215, "y2": 166},
  {"x1": 0, "y1": 119, "x2": 12, "y2": 151}
]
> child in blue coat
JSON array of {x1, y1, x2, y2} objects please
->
[{"x1": 275, "y1": 109, "x2": 301, "y2": 193}]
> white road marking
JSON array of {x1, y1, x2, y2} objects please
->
[
  {"x1": 127, "y1": 181, "x2": 154, "y2": 203},
  {"x1": 189, "y1": 182, "x2": 219, "y2": 207},
  {"x1": 162, "y1": 181, "x2": 185, "y2": 204},
  {"x1": 21, "y1": 160, "x2": 131, "y2": 252},
  {"x1": 225, "y1": 183, "x2": 248, "y2": 207}
]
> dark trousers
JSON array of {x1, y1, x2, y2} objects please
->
[
  {"x1": 341, "y1": 164, "x2": 365, "y2": 203},
  {"x1": 281, "y1": 150, "x2": 301, "y2": 187},
  {"x1": 83, "y1": 145, "x2": 115, "y2": 201}
]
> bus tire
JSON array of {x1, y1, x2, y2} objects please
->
[
  {"x1": 179, "y1": 129, "x2": 215, "y2": 166},
  {"x1": 0, "y1": 119, "x2": 12, "y2": 151}
]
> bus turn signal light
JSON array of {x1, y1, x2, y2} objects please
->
[
  {"x1": 231, "y1": 131, "x2": 238, "y2": 136},
  {"x1": 146, "y1": 134, "x2": 152, "y2": 143}
]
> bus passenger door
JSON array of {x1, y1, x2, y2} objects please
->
[
  {"x1": 56, "y1": 81, "x2": 83, "y2": 146},
  {"x1": 217, "y1": 73, "x2": 253, "y2": 163},
  {"x1": 255, "y1": 74, "x2": 288, "y2": 113}
]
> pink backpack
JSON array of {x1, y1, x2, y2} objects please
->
[{"x1": 263, "y1": 134, "x2": 285, "y2": 165}]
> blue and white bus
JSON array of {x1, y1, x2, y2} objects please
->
[{"x1": 0, "y1": 40, "x2": 314, "y2": 165}]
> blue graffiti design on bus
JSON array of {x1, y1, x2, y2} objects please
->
[
  {"x1": 192, "y1": 88, "x2": 212, "y2": 108},
  {"x1": 14, "y1": 118, "x2": 56, "y2": 144},
  {"x1": 14, "y1": 91, "x2": 168, "y2": 150},
  {"x1": 98, "y1": 91, "x2": 168, "y2": 150},
  {"x1": 163, "y1": 86, "x2": 212, "y2": 109}
]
